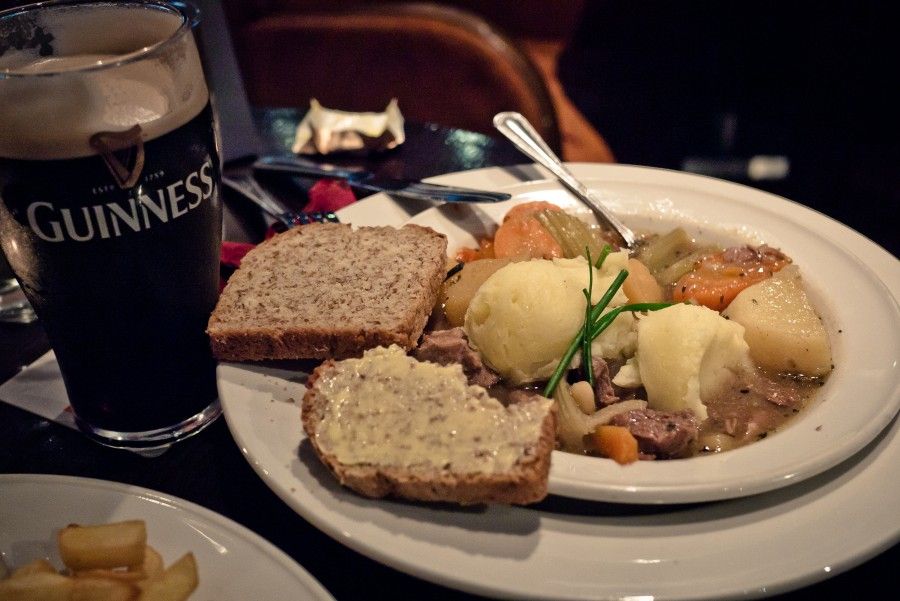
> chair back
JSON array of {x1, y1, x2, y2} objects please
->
[{"x1": 223, "y1": 2, "x2": 561, "y2": 153}]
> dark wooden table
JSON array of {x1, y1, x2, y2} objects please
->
[{"x1": 1, "y1": 113, "x2": 896, "y2": 600}]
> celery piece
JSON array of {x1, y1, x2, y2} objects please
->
[
  {"x1": 536, "y1": 210, "x2": 606, "y2": 260},
  {"x1": 654, "y1": 246, "x2": 719, "y2": 285},
  {"x1": 637, "y1": 228, "x2": 695, "y2": 274}
]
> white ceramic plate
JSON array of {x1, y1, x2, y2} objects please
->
[
  {"x1": 219, "y1": 164, "x2": 900, "y2": 600},
  {"x1": 404, "y1": 172, "x2": 900, "y2": 503},
  {"x1": 0, "y1": 474, "x2": 334, "y2": 601},
  {"x1": 219, "y1": 362, "x2": 899, "y2": 601}
]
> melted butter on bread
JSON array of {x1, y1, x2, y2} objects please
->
[{"x1": 313, "y1": 345, "x2": 553, "y2": 474}]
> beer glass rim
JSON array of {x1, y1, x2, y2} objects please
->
[{"x1": 0, "y1": 0, "x2": 199, "y2": 78}]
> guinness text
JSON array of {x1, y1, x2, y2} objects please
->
[{"x1": 26, "y1": 160, "x2": 214, "y2": 242}]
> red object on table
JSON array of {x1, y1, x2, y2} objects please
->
[
  {"x1": 220, "y1": 241, "x2": 256, "y2": 269},
  {"x1": 305, "y1": 178, "x2": 356, "y2": 213}
]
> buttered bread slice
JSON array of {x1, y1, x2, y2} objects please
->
[
  {"x1": 302, "y1": 345, "x2": 557, "y2": 505},
  {"x1": 208, "y1": 223, "x2": 447, "y2": 361}
]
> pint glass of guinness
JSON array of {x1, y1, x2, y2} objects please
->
[{"x1": 0, "y1": 1, "x2": 222, "y2": 450}]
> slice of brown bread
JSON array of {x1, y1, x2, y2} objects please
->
[
  {"x1": 208, "y1": 223, "x2": 447, "y2": 361},
  {"x1": 302, "y1": 346, "x2": 558, "y2": 505}
]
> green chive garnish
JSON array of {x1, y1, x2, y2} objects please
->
[{"x1": 542, "y1": 256, "x2": 676, "y2": 398}]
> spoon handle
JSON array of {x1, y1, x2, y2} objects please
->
[{"x1": 493, "y1": 111, "x2": 636, "y2": 248}]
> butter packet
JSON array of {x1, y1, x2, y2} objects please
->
[{"x1": 292, "y1": 99, "x2": 405, "y2": 155}]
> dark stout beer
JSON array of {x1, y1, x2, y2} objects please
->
[{"x1": 0, "y1": 1, "x2": 222, "y2": 448}]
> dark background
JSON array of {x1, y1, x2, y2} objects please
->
[
  {"x1": 2, "y1": 0, "x2": 895, "y2": 254},
  {"x1": 559, "y1": 1, "x2": 898, "y2": 256}
]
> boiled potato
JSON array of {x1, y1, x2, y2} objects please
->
[
  {"x1": 636, "y1": 303, "x2": 753, "y2": 420},
  {"x1": 723, "y1": 265, "x2": 832, "y2": 376},
  {"x1": 9, "y1": 559, "x2": 56, "y2": 578},
  {"x1": 137, "y1": 553, "x2": 198, "y2": 601},
  {"x1": 70, "y1": 577, "x2": 137, "y2": 601},
  {"x1": 0, "y1": 572, "x2": 74, "y2": 601},
  {"x1": 58, "y1": 521, "x2": 147, "y2": 571},
  {"x1": 136, "y1": 546, "x2": 165, "y2": 583},
  {"x1": 622, "y1": 258, "x2": 664, "y2": 303},
  {"x1": 442, "y1": 258, "x2": 509, "y2": 326},
  {"x1": 465, "y1": 257, "x2": 610, "y2": 384}
]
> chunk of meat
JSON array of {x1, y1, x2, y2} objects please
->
[
  {"x1": 507, "y1": 389, "x2": 546, "y2": 405},
  {"x1": 606, "y1": 358, "x2": 642, "y2": 401},
  {"x1": 610, "y1": 408, "x2": 699, "y2": 459},
  {"x1": 414, "y1": 327, "x2": 500, "y2": 388},
  {"x1": 591, "y1": 357, "x2": 619, "y2": 406},
  {"x1": 722, "y1": 407, "x2": 783, "y2": 442},
  {"x1": 748, "y1": 373, "x2": 807, "y2": 407},
  {"x1": 704, "y1": 370, "x2": 812, "y2": 446}
]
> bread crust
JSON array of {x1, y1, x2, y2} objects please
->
[
  {"x1": 302, "y1": 360, "x2": 558, "y2": 505},
  {"x1": 208, "y1": 223, "x2": 447, "y2": 360}
]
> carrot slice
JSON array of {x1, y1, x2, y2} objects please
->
[
  {"x1": 501, "y1": 200, "x2": 562, "y2": 223},
  {"x1": 455, "y1": 238, "x2": 495, "y2": 263},
  {"x1": 673, "y1": 246, "x2": 791, "y2": 311},
  {"x1": 492, "y1": 201, "x2": 563, "y2": 259},
  {"x1": 593, "y1": 425, "x2": 639, "y2": 465}
]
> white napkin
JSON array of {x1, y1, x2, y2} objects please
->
[
  {"x1": 0, "y1": 351, "x2": 76, "y2": 428},
  {"x1": 292, "y1": 98, "x2": 405, "y2": 154}
]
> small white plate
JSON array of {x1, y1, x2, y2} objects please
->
[
  {"x1": 218, "y1": 163, "x2": 900, "y2": 600},
  {"x1": 0, "y1": 474, "x2": 334, "y2": 601},
  {"x1": 404, "y1": 170, "x2": 900, "y2": 504}
]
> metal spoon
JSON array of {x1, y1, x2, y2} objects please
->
[
  {"x1": 0, "y1": 278, "x2": 19, "y2": 295},
  {"x1": 493, "y1": 111, "x2": 636, "y2": 249},
  {"x1": 0, "y1": 300, "x2": 37, "y2": 324},
  {"x1": 222, "y1": 174, "x2": 340, "y2": 227},
  {"x1": 0, "y1": 278, "x2": 38, "y2": 324}
]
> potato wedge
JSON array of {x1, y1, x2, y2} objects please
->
[
  {"x1": 73, "y1": 569, "x2": 144, "y2": 583},
  {"x1": 136, "y1": 553, "x2": 198, "y2": 601},
  {"x1": 58, "y1": 521, "x2": 147, "y2": 571},
  {"x1": 442, "y1": 258, "x2": 509, "y2": 327},
  {"x1": 723, "y1": 265, "x2": 832, "y2": 376},
  {"x1": 9, "y1": 559, "x2": 56, "y2": 579},
  {"x1": 133, "y1": 546, "x2": 164, "y2": 583},
  {"x1": 622, "y1": 258, "x2": 663, "y2": 303},
  {"x1": 0, "y1": 571, "x2": 74, "y2": 601},
  {"x1": 71, "y1": 577, "x2": 138, "y2": 601}
]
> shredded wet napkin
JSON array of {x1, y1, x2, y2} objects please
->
[{"x1": 292, "y1": 99, "x2": 405, "y2": 155}]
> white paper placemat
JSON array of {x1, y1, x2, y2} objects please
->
[{"x1": 0, "y1": 351, "x2": 76, "y2": 428}]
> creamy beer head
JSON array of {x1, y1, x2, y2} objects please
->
[{"x1": 0, "y1": 2, "x2": 208, "y2": 159}]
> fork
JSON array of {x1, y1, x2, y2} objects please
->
[
  {"x1": 493, "y1": 111, "x2": 636, "y2": 249},
  {"x1": 221, "y1": 173, "x2": 340, "y2": 226}
]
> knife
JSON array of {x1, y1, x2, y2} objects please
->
[{"x1": 252, "y1": 156, "x2": 511, "y2": 203}]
